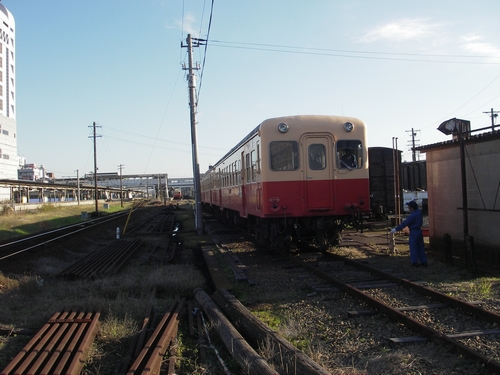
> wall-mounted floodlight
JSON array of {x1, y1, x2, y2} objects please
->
[{"x1": 438, "y1": 118, "x2": 470, "y2": 139}]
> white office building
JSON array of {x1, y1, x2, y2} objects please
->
[{"x1": 0, "y1": 3, "x2": 16, "y2": 201}]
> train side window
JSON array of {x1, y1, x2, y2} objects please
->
[
  {"x1": 270, "y1": 141, "x2": 299, "y2": 171},
  {"x1": 251, "y1": 150, "x2": 257, "y2": 182},
  {"x1": 246, "y1": 153, "x2": 251, "y2": 183},
  {"x1": 233, "y1": 164, "x2": 236, "y2": 186},
  {"x1": 337, "y1": 140, "x2": 362, "y2": 169},
  {"x1": 256, "y1": 144, "x2": 261, "y2": 173},
  {"x1": 308, "y1": 144, "x2": 326, "y2": 170}
]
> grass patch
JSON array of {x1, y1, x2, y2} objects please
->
[{"x1": 0, "y1": 201, "x2": 132, "y2": 241}]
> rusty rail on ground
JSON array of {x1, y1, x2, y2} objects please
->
[
  {"x1": 124, "y1": 299, "x2": 184, "y2": 375},
  {"x1": 58, "y1": 238, "x2": 144, "y2": 279},
  {"x1": 1, "y1": 310, "x2": 100, "y2": 375}
]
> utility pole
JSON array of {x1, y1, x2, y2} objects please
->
[
  {"x1": 483, "y1": 108, "x2": 499, "y2": 131},
  {"x1": 75, "y1": 169, "x2": 80, "y2": 205},
  {"x1": 89, "y1": 122, "x2": 101, "y2": 214},
  {"x1": 406, "y1": 128, "x2": 420, "y2": 162},
  {"x1": 118, "y1": 164, "x2": 124, "y2": 207},
  {"x1": 182, "y1": 34, "x2": 205, "y2": 235},
  {"x1": 392, "y1": 137, "x2": 401, "y2": 225}
]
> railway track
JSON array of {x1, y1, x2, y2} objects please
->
[
  {"x1": 0, "y1": 209, "x2": 134, "y2": 262},
  {"x1": 1, "y1": 204, "x2": 186, "y2": 374},
  {"x1": 0, "y1": 203, "x2": 179, "y2": 275},
  {"x1": 291, "y1": 251, "x2": 500, "y2": 373},
  {"x1": 202, "y1": 220, "x2": 500, "y2": 374}
]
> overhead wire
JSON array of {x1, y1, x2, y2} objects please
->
[
  {"x1": 103, "y1": 125, "x2": 227, "y2": 152},
  {"x1": 209, "y1": 40, "x2": 498, "y2": 60},
  {"x1": 209, "y1": 39, "x2": 500, "y2": 65},
  {"x1": 141, "y1": 67, "x2": 184, "y2": 174},
  {"x1": 208, "y1": 39, "x2": 499, "y2": 135},
  {"x1": 196, "y1": 0, "x2": 214, "y2": 102},
  {"x1": 422, "y1": 72, "x2": 500, "y2": 131}
]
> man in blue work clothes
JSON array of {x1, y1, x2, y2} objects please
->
[{"x1": 391, "y1": 201, "x2": 427, "y2": 267}]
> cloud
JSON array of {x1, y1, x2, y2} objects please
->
[
  {"x1": 167, "y1": 13, "x2": 198, "y2": 36},
  {"x1": 461, "y1": 35, "x2": 500, "y2": 59},
  {"x1": 358, "y1": 19, "x2": 439, "y2": 43}
]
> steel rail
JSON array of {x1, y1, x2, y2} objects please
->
[
  {"x1": 58, "y1": 238, "x2": 144, "y2": 279},
  {"x1": 0, "y1": 310, "x2": 100, "y2": 375},
  {"x1": 327, "y1": 252, "x2": 500, "y2": 324},
  {"x1": 0, "y1": 210, "x2": 132, "y2": 261},
  {"x1": 126, "y1": 299, "x2": 184, "y2": 375}
]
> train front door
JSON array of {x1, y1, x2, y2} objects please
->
[{"x1": 303, "y1": 136, "x2": 333, "y2": 210}]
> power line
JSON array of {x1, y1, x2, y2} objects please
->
[
  {"x1": 209, "y1": 40, "x2": 500, "y2": 65},
  {"x1": 210, "y1": 39, "x2": 496, "y2": 59},
  {"x1": 196, "y1": 0, "x2": 214, "y2": 102}
]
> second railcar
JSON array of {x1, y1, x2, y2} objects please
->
[
  {"x1": 201, "y1": 115, "x2": 371, "y2": 247},
  {"x1": 173, "y1": 189, "x2": 182, "y2": 200}
]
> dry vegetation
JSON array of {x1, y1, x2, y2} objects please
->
[
  {"x1": 1, "y1": 203, "x2": 500, "y2": 374},
  {"x1": 0, "y1": 200, "x2": 213, "y2": 374}
]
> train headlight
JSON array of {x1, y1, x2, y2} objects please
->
[
  {"x1": 344, "y1": 122, "x2": 353, "y2": 132},
  {"x1": 278, "y1": 122, "x2": 289, "y2": 133}
]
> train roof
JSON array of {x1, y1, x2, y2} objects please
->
[{"x1": 205, "y1": 115, "x2": 364, "y2": 172}]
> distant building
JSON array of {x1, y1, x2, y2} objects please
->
[
  {"x1": 0, "y1": 4, "x2": 16, "y2": 201},
  {"x1": 18, "y1": 164, "x2": 51, "y2": 182}
]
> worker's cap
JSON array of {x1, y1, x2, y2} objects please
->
[{"x1": 406, "y1": 201, "x2": 418, "y2": 209}]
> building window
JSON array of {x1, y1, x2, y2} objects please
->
[
  {"x1": 2, "y1": 129, "x2": 8, "y2": 135},
  {"x1": 3, "y1": 154, "x2": 9, "y2": 159}
]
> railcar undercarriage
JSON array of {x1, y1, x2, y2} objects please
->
[
  {"x1": 251, "y1": 215, "x2": 344, "y2": 249},
  {"x1": 204, "y1": 205, "x2": 364, "y2": 250}
]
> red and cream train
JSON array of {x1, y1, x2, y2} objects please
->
[{"x1": 200, "y1": 115, "x2": 371, "y2": 247}]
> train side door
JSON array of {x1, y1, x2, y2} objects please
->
[{"x1": 303, "y1": 136, "x2": 333, "y2": 210}]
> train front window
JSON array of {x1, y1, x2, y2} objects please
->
[
  {"x1": 308, "y1": 144, "x2": 326, "y2": 170},
  {"x1": 270, "y1": 141, "x2": 299, "y2": 171},
  {"x1": 337, "y1": 140, "x2": 362, "y2": 169}
]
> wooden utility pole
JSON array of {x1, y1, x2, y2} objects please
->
[
  {"x1": 182, "y1": 34, "x2": 204, "y2": 235},
  {"x1": 392, "y1": 137, "x2": 401, "y2": 225},
  {"x1": 89, "y1": 122, "x2": 101, "y2": 214},
  {"x1": 406, "y1": 128, "x2": 420, "y2": 162},
  {"x1": 483, "y1": 108, "x2": 499, "y2": 131},
  {"x1": 118, "y1": 164, "x2": 124, "y2": 207},
  {"x1": 75, "y1": 169, "x2": 80, "y2": 205}
]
